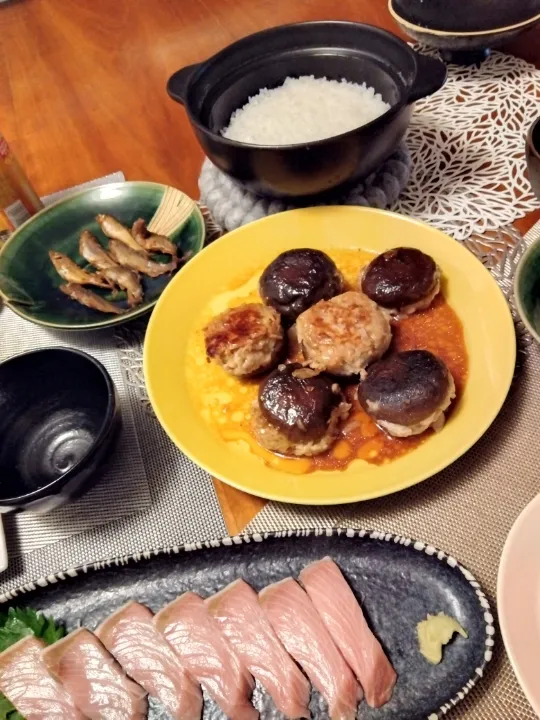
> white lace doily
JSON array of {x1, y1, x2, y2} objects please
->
[{"x1": 396, "y1": 49, "x2": 540, "y2": 240}]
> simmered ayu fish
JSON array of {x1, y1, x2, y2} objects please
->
[
  {"x1": 59, "y1": 283, "x2": 124, "y2": 315},
  {"x1": 41, "y1": 628, "x2": 147, "y2": 720},
  {"x1": 154, "y1": 591, "x2": 257, "y2": 720},
  {"x1": 49, "y1": 250, "x2": 112, "y2": 289},
  {"x1": 207, "y1": 580, "x2": 310, "y2": 718},
  {"x1": 100, "y1": 265, "x2": 143, "y2": 307},
  {"x1": 300, "y1": 558, "x2": 397, "y2": 708},
  {"x1": 260, "y1": 578, "x2": 360, "y2": 720},
  {"x1": 109, "y1": 239, "x2": 176, "y2": 278},
  {"x1": 132, "y1": 218, "x2": 178, "y2": 257},
  {"x1": 0, "y1": 635, "x2": 85, "y2": 720},
  {"x1": 79, "y1": 229, "x2": 118, "y2": 271},
  {"x1": 96, "y1": 214, "x2": 142, "y2": 252},
  {"x1": 96, "y1": 601, "x2": 203, "y2": 720}
]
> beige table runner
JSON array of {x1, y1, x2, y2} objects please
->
[{"x1": 247, "y1": 222, "x2": 540, "y2": 719}]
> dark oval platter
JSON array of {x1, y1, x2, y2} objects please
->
[{"x1": 0, "y1": 528, "x2": 493, "y2": 720}]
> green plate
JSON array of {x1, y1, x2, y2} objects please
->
[{"x1": 0, "y1": 181, "x2": 205, "y2": 330}]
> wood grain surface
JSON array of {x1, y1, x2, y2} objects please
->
[{"x1": 0, "y1": 0, "x2": 538, "y2": 533}]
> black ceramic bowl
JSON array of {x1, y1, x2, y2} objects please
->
[
  {"x1": 389, "y1": 0, "x2": 540, "y2": 63},
  {"x1": 0, "y1": 348, "x2": 120, "y2": 513},
  {"x1": 167, "y1": 21, "x2": 446, "y2": 198}
]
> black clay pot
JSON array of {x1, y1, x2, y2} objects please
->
[
  {"x1": 0, "y1": 348, "x2": 121, "y2": 513},
  {"x1": 389, "y1": 0, "x2": 540, "y2": 64},
  {"x1": 167, "y1": 21, "x2": 447, "y2": 199}
]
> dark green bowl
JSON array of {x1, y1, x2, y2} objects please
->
[
  {"x1": 0, "y1": 181, "x2": 205, "y2": 330},
  {"x1": 515, "y1": 238, "x2": 540, "y2": 343}
]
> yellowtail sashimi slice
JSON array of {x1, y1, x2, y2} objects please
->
[
  {"x1": 300, "y1": 557, "x2": 397, "y2": 708},
  {"x1": 260, "y1": 577, "x2": 360, "y2": 720},
  {"x1": 207, "y1": 579, "x2": 311, "y2": 718},
  {"x1": 41, "y1": 628, "x2": 147, "y2": 719},
  {"x1": 0, "y1": 635, "x2": 85, "y2": 719},
  {"x1": 154, "y1": 591, "x2": 257, "y2": 720},
  {"x1": 96, "y1": 601, "x2": 202, "y2": 720}
]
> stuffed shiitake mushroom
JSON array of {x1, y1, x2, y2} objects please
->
[
  {"x1": 360, "y1": 247, "x2": 440, "y2": 316},
  {"x1": 358, "y1": 350, "x2": 455, "y2": 437},
  {"x1": 251, "y1": 363, "x2": 350, "y2": 456},
  {"x1": 259, "y1": 249, "x2": 344, "y2": 324}
]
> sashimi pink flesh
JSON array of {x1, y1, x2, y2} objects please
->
[
  {"x1": 0, "y1": 635, "x2": 85, "y2": 720},
  {"x1": 41, "y1": 627, "x2": 147, "y2": 719},
  {"x1": 154, "y1": 591, "x2": 257, "y2": 720},
  {"x1": 260, "y1": 578, "x2": 360, "y2": 720},
  {"x1": 96, "y1": 601, "x2": 203, "y2": 720},
  {"x1": 207, "y1": 579, "x2": 311, "y2": 718},
  {"x1": 300, "y1": 557, "x2": 397, "y2": 708}
]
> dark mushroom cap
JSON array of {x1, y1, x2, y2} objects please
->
[
  {"x1": 260, "y1": 249, "x2": 343, "y2": 323},
  {"x1": 361, "y1": 247, "x2": 437, "y2": 309},
  {"x1": 258, "y1": 363, "x2": 343, "y2": 443},
  {"x1": 358, "y1": 350, "x2": 451, "y2": 426}
]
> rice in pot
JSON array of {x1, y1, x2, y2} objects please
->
[{"x1": 222, "y1": 76, "x2": 391, "y2": 146}]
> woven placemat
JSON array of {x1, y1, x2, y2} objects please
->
[
  {"x1": 247, "y1": 222, "x2": 540, "y2": 718},
  {"x1": 0, "y1": 181, "x2": 227, "y2": 593}
]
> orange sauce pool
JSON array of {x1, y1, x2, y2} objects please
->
[{"x1": 185, "y1": 250, "x2": 468, "y2": 474}]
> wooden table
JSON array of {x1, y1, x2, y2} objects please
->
[{"x1": 0, "y1": 0, "x2": 539, "y2": 534}]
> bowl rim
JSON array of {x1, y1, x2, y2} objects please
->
[
  {"x1": 388, "y1": 0, "x2": 540, "y2": 37},
  {"x1": 0, "y1": 180, "x2": 205, "y2": 331},
  {"x1": 527, "y1": 115, "x2": 540, "y2": 162},
  {"x1": 0, "y1": 347, "x2": 117, "y2": 506},
  {"x1": 179, "y1": 20, "x2": 412, "y2": 151},
  {"x1": 514, "y1": 237, "x2": 540, "y2": 344}
]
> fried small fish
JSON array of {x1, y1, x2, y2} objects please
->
[
  {"x1": 49, "y1": 250, "x2": 112, "y2": 289},
  {"x1": 79, "y1": 230, "x2": 118, "y2": 271},
  {"x1": 109, "y1": 239, "x2": 176, "y2": 278},
  {"x1": 100, "y1": 265, "x2": 143, "y2": 308},
  {"x1": 60, "y1": 283, "x2": 125, "y2": 315},
  {"x1": 132, "y1": 218, "x2": 178, "y2": 258},
  {"x1": 97, "y1": 213, "x2": 142, "y2": 251}
]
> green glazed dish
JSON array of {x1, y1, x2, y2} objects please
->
[
  {"x1": 515, "y1": 237, "x2": 540, "y2": 344},
  {"x1": 0, "y1": 181, "x2": 205, "y2": 330}
]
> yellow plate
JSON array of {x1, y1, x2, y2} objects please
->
[{"x1": 144, "y1": 207, "x2": 516, "y2": 505}]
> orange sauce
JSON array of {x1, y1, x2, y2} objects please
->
[{"x1": 186, "y1": 250, "x2": 468, "y2": 475}]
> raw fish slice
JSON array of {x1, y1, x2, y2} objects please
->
[
  {"x1": 300, "y1": 557, "x2": 397, "y2": 708},
  {"x1": 96, "y1": 601, "x2": 202, "y2": 720},
  {"x1": 207, "y1": 579, "x2": 311, "y2": 718},
  {"x1": 42, "y1": 628, "x2": 147, "y2": 719},
  {"x1": 260, "y1": 578, "x2": 360, "y2": 720},
  {"x1": 0, "y1": 635, "x2": 85, "y2": 720},
  {"x1": 154, "y1": 591, "x2": 257, "y2": 720}
]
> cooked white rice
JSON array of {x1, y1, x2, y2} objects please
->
[{"x1": 222, "y1": 75, "x2": 391, "y2": 146}]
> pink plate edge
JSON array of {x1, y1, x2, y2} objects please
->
[{"x1": 498, "y1": 492, "x2": 540, "y2": 718}]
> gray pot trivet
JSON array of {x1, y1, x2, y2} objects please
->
[{"x1": 199, "y1": 146, "x2": 412, "y2": 232}]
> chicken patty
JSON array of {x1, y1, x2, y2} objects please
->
[
  {"x1": 360, "y1": 247, "x2": 440, "y2": 316},
  {"x1": 204, "y1": 303, "x2": 284, "y2": 377},
  {"x1": 252, "y1": 363, "x2": 350, "y2": 457},
  {"x1": 296, "y1": 291, "x2": 392, "y2": 376},
  {"x1": 358, "y1": 350, "x2": 456, "y2": 437}
]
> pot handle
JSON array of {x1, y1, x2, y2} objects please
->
[
  {"x1": 408, "y1": 53, "x2": 447, "y2": 103},
  {"x1": 167, "y1": 63, "x2": 201, "y2": 105}
]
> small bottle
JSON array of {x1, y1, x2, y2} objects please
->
[{"x1": 0, "y1": 134, "x2": 43, "y2": 248}]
